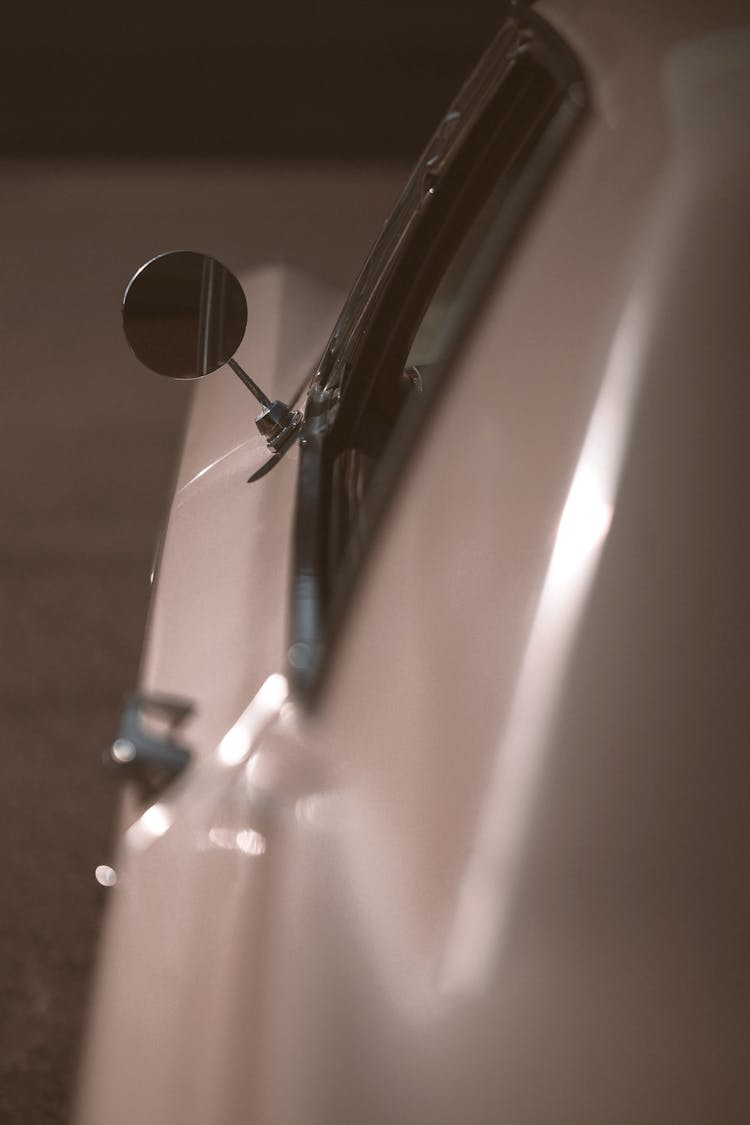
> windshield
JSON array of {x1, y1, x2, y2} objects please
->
[{"x1": 291, "y1": 6, "x2": 588, "y2": 702}]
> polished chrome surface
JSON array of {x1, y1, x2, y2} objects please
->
[{"x1": 123, "y1": 250, "x2": 247, "y2": 379}]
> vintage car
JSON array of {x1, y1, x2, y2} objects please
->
[{"x1": 76, "y1": 0, "x2": 750, "y2": 1121}]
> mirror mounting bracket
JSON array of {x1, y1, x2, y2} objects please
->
[{"x1": 227, "y1": 357, "x2": 303, "y2": 452}]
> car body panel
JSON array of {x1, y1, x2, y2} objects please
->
[
  {"x1": 77, "y1": 4, "x2": 750, "y2": 1122},
  {"x1": 139, "y1": 263, "x2": 342, "y2": 760}
]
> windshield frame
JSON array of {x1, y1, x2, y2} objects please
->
[{"x1": 290, "y1": 2, "x2": 589, "y2": 705}]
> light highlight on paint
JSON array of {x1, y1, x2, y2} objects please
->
[
  {"x1": 208, "y1": 826, "x2": 267, "y2": 856},
  {"x1": 440, "y1": 287, "x2": 648, "y2": 995},
  {"x1": 126, "y1": 801, "x2": 174, "y2": 852},
  {"x1": 551, "y1": 465, "x2": 613, "y2": 584},
  {"x1": 218, "y1": 673, "x2": 289, "y2": 765}
]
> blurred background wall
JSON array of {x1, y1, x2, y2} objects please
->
[
  {"x1": 0, "y1": 2, "x2": 502, "y2": 1121},
  {"x1": 0, "y1": 1, "x2": 501, "y2": 158}
]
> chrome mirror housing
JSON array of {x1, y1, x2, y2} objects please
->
[
  {"x1": 123, "y1": 250, "x2": 302, "y2": 457},
  {"x1": 123, "y1": 250, "x2": 247, "y2": 379}
]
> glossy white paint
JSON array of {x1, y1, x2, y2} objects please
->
[
  {"x1": 139, "y1": 263, "x2": 343, "y2": 760},
  {"x1": 77, "y1": 4, "x2": 750, "y2": 1122}
]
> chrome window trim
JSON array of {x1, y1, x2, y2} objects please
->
[{"x1": 290, "y1": 1, "x2": 589, "y2": 705}]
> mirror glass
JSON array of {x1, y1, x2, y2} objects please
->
[{"x1": 122, "y1": 251, "x2": 247, "y2": 378}]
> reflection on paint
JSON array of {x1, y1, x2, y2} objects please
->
[
  {"x1": 177, "y1": 440, "x2": 253, "y2": 494},
  {"x1": 218, "y1": 673, "x2": 289, "y2": 765},
  {"x1": 217, "y1": 724, "x2": 251, "y2": 767},
  {"x1": 551, "y1": 466, "x2": 613, "y2": 585},
  {"x1": 294, "y1": 791, "x2": 343, "y2": 832},
  {"x1": 126, "y1": 801, "x2": 174, "y2": 852},
  {"x1": 142, "y1": 803, "x2": 172, "y2": 836},
  {"x1": 440, "y1": 289, "x2": 647, "y2": 995},
  {"x1": 207, "y1": 826, "x2": 267, "y2": 856},
  {"x1": 279, "y1": 700, "x2": 298, "y2": 727}
]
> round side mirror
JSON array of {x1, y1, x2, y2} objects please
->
[{"x1": 122, "y1": 250, "x2": 247, "y2": 379}]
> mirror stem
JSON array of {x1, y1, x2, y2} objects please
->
[
  {"x1": 227, "y1": 356, "x2": 303, "y2": 453},
  {"x1": 227, "y1": 357, "x2": 272, "y2": 409}
]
